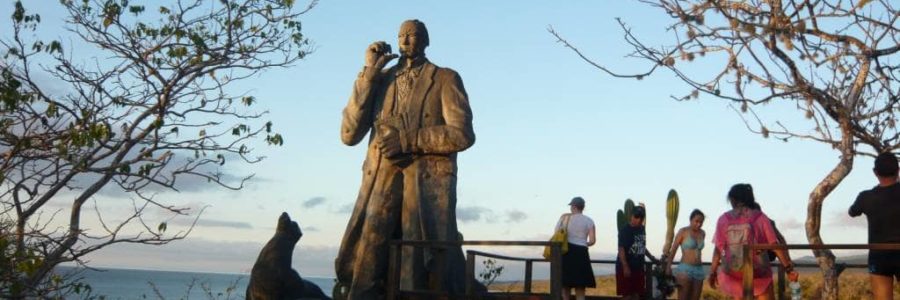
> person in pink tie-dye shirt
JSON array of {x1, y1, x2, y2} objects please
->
[{"x1": 708, "y1": 184, "x2": 799, "y2": 299}]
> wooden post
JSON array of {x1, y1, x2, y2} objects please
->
[
  {"x1": 550, "y1": 243, "x2": 562, "y2": 300},
  {"x1": 524, "y1": 260, "x2": 533, "y2": 294},
  {"x1": 645, "y1": 261, "x2": 653, "y2": 298},
  {"x1": 742, "y1": 244, "x2": 754, "y2": 300},
  {"x1": 387, "y1": 242, "x2": 400, "y2": 300},
  {"x1": 777, "y1": 264, "x2": 786, "y2": 300},
  {"x1": 465, "y1": 250, "x2": 476, "y2": 298}
]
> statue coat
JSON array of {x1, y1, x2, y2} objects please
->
[{"x1": 336, "y1": 59, "x2": 475, "y2": 299}]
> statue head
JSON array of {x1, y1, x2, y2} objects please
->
[{"x1": 398, "y1": 19, "x2": 428, "y2": 59}]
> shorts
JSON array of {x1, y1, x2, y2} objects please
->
[
  {"x1": 674, "y1": 263, "x2": 706, "y2": 281},
  {"x1": 616, "y1": 263, "x2": 646, "y2": 296},
  {"x1": 869, "y1": 263, "x2": 900, "y2": 278},
  {"x1": 869, "y1": 251, "x2": 900, "y2": 278}
]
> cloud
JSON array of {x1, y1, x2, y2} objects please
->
[
  {"x1": 326, "y1": 204, "x2": 518, "y2": 224},
  {"x1": 170, "y1": 217, "x2": 253, "y2": 230},
  {"x1": 303, "y1": 226, "x2": 319, "y2": 232},
  {"x1": 333, "y1": 203, "x2": 354, "y2": 214},
  {"x1": 79, "y1": 238, "x2": 338, "y2": 276},
  {"x1": 457, "y1": 206, "x2": 493, "y2": 223},
  {"x1": 826, "y1": 210, "x2": 866, "y2": 229},
  {"x1": 85, "y1": 151, "x2": 259, "y2": 198},
  {"x1": 777, "y1": 217, "x2": 804, "y2": 231},
  {"x1": 303, "y1": 197, "x2": 327, "y2": 209},
  {"x1": 505, "y1": 210, "x2": 527, "y2": 223}
]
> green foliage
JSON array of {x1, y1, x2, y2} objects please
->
[
  {"x1": 147, "y1": 276, "x2": 244, "y2": 299},
  {"x1": 617, "y1": 199, "x2": 636, "y2": 231},
  {"x1": 478, "y1": 259, "x2": 505, "y2": 288},
  {"x1": 1, "y1": 0, "x2": 313, "y2": 297},
  {"x1": 662, "y1": 189, "x2": 679, "y2": 256}
]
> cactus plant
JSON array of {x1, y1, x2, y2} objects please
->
[
  {"x1": 617, "y1": 199, "x2": 636, "y2": 231},
  {"x1": 662, "y1": 189, "x2": 680, "y2": 257}
]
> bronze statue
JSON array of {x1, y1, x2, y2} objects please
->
[{"x1": 335, "y1": 19, "x2": 476, "y2": 299}]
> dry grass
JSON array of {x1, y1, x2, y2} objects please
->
[{"x1": 489, "y1": 269, "x2": 900, "y2": 299}]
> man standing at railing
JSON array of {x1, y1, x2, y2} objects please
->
[{"x1": 849, "y1": 152, "x2": 900, "y2": 300}]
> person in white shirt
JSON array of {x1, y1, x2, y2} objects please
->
[{"x1": 554, "y1": 196, "x2": 596, "y2": 300}]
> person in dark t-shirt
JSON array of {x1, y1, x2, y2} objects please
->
[
  {"x1": 617, "y1": 205, "x2": 648, "y2": 300},
  {"x1": 849, "y1": 152, "x2": 900, "y2": 300}
]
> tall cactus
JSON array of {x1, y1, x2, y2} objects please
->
[
  {"x1": 662, "y1": 189, "x2": 680, "y2": 257},
  {"x1": 617, "y1": 199, "x2": 636, "y2": 231}
]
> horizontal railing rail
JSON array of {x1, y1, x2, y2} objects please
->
[
  {"x1": 387, "y1": 240, "x2": 898, "y2": 300},
  {"x1": 741, "y1": 243, "x2": 900, "y2": 300},
  {"x1": 387, "y1": 240, "x2": 565, "y2": 300}
]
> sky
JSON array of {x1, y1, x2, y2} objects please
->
[{"x1": 0, "y1": 1, "x2": 882, "y2": 279}]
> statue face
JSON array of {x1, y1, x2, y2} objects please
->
[{"x1": 398, "y1": 21, "x2": 427, "y2": 59}]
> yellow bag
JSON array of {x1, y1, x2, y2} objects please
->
[{"x1": 543, "y1": 214, "x2": 571, "y2": 259}]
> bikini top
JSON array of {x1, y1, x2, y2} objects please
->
[{"x1": 681, "y1": 233, "x2": 704, "y2": 250}]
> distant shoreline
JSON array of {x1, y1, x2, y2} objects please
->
[{"x1": 55, "y1": 265, "x2": 335, "y2": 280}]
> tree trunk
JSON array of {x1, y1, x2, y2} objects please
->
[{"x1": 806, "y1": 118, "x2": 854, "y2": 300}]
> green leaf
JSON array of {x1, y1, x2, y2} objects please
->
[
  {"x1": 48, "y1": 40, "x2": 62, "y2": 54},
  {"x1": 12, "y1": 1, "x2": 24, "y2": 23},
  {"x1": 157, "y1": 222, "x2": 167, "y2": 233},
  {"x1": 46, "y1": 102, "x2": 58, "y2": 117},
  {"x1": 266, "y1": 134, "x2": 284, "y2": 146},
  {"x1": 128, "y1": 5, "x2": 144, "y2": 15}
]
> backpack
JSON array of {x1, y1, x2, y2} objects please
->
[{"x1": 721, "y1": 210, "x2": 770, "y2": 278}]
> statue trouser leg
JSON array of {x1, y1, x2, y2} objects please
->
[
  {"x1": 347, "y1": 165, "x2": 403, "y2": 300},
  {"x1": 398, "y1": 164, "x2": 466, "y2": 296},
  {"x1": 399, "y1": 165, "x2": 428, "y2": 293}
]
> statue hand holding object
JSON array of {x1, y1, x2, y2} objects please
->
[{"x1": 363, "y1": 41, "x2": 397, "y2": 81}]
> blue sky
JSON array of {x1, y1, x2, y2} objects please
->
[{"x1": 2, "y1": 1, "x2": 879, "y2": 278}]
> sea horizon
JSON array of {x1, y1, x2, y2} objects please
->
[{"x1": 55, "y1": 265, "x2": 335, "y2": 299}]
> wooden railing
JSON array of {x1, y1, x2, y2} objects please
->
[
  {"x1": 386, "y1": 240, "x2": 900, "y2": 299},
  {"x1": 386, "y1": 240, "x2": 563, "y2": 300},
  {"x1": 740, "y1": 243, "x2": 900, "y2": 300},
  {"x1": 387, "y1": 240, "x2": 655, "y2": 300},
  {"x1": 465, "y1": 250, "x2": 643, "y2": 299}
]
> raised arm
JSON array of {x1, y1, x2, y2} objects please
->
[{"x1": 341, "y1": 42, "x2": 397, "y2": 146}]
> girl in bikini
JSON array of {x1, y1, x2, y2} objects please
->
[{"x1": 665, "y1": 209, "x2": 706, "y2": 300}]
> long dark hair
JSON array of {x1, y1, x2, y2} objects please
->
[
  {"x1": 689, "y1": 209, "x2": 705, "y2": 220},
  {"x1": 728, "y1": 183, "x2": 761, "y2": 210}
]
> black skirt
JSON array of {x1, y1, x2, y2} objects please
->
[{"x1": 562, "y1": 243, "x2": 596, "y2": 288}]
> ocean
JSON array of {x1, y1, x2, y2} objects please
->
[{"x1": 57, "y1": 267, "x2": 334, "y2": 299}]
